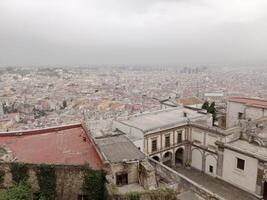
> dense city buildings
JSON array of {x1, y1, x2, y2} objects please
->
[
  {"x1": 1, "y1": 66, "x2": 267, "y2": 199},
  {"x1": 0, "y1": 66, "x2": 267, "y2": 132}
]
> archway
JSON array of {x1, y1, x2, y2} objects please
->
[
  {"x1": 191, "y1": 148, "x2": 203, "y2": 171},
  {"x1": 162, "y1": 151, "x2": 172, "y2": 167},
  {"x1": 152, "y1": 156, "x2": 160, "y2": 162},
  {"x1": 175, "y1": 148, "x2": 183, "y2": 166}
]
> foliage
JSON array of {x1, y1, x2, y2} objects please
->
[
  {"x1": 10, "y1": 163, "x2": 29, "y2": 184},
  {"x1": 113, "y1": 188, "x2": 178, "y2": 200},
  {"x1": 82, "y1": 169, "x2": 106, "y2": 200},
  {"x1": 201, "y1": 101, "x2": 209, "y2": 110},
  {"x1": 202, "y1": 101, "x2": 217, "y2": 124},
  {"x1": 36, "y1": 164, "x2": 56, "y2": 200},
  {"x1": 126, "y1": 192, "x2": 140, "y2": 200},
  {"x1": 0, "y1": 181, "x2": 33, "y2": 200},
  {"x1": 0, "y1": 170, "x2": 5, "y2": 186}
]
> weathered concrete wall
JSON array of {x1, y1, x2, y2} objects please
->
[
  {"x1": 226, "y1": 101, "x2": 245, "y2": 128},
  {"x1": 0, "y1": 163, "x2": 89, "y2": 200},
  {"x1": 222, "y1": 148, "x2": 258, "y2": 194},
  {"x1": 149, "y1": 158, "x2": 224, "y2": 200},
  {"x1": 105, "y1": 162, "x2": 139, "y2": 186},
  {"x1": 56, "y1": 165, "x2": 86, "y2": 200}
]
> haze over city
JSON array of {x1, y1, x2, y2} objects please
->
[
  {"x1": 1, "y1": 1, "x2": 267, "y2": 200},
  {"x1": 1, "y1": 0, "x2": 267, "y2": 67}
]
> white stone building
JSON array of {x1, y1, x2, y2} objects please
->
[{"x1": 111, "y1": 97, "x2": 267, "y2": 199}]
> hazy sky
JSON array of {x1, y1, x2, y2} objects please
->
[{"x1": 1, "y1": 0, "x2": 267, "y2": 67}]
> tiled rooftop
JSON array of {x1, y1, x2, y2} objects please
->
[
  {"x1": 0, "y1": 124, "x2": 103, "y2": 169},
  {"x1": 228, "y1": 97, "x2": 267, "y2": 109}
]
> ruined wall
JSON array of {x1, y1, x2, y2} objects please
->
[
  {"x1": 105, "y1": 161, "x2": 139, "y2": 185},
  {"x1": 0, "y1": 162, "x2": 88, "y2": 200}
]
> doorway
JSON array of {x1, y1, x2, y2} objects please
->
[
  {"x1": 264, "y1": 181, "x2": 267, "y2": 199},
  {"x1": 116, "y1": 172, "x2": 128, "y2": 186}
]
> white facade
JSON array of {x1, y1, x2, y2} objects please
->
[
  {"x1": 226, "y1": 101, "x2": 246, "y2": 128},
  {"x1": 222, "y1": 148, "x2": 258, "y2": 193},
  {"x1": 191, "y1": 148, "x2": 203, "y2": 171},
  {"x1": 227, "y1": 99, "x2": 267, "y2": 128},
  {"x1": 205, "y1": 153, "x2": 217, "y2": 176}
]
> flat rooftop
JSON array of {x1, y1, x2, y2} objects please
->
[
  {"x1": 0, "y1": 124, "x2": 102, "y2": 169},
  {"x1": 96, "y1": 134, "x2": 145, "y2": 163},
  {"x1": 225, "y1": 139, "x2": 267, "y2": 161},
  {"x1": 228, "y1": 97, "x2": 267, "y2": 109},
  {"x1": 119, "y1": 107, "x2": 206, "y2": 132}
]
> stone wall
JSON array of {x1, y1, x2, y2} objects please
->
[
  {"x1": 111, "y1": 192, "x2": 178, "y2": 200},
  {"x1": 0, "y1": 162, "x2": 89, "y2": 200},
  {"x1": 104, "y1": 161, "x2": 139, "y2": 186}
]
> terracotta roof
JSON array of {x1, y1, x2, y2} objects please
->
[
  {"x1": 228, "y1": 97, "x2": 267, "y2": 109},
  {"x1": 0, "y1": 123, "x2": 102, "y2": 169},
  {"x1": 177, "y1": 97, "x2": 203, "y2": 106}
]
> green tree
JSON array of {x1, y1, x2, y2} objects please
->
[
  {"x1": 201, "y1": 101, "x2": 209, "y2": 110},
  {"x1": 207, "y1": 102, "x2": 217, "y2": 124},
  {"x1": 202, "y1": 101, "x2": 217, "y2": 125}
]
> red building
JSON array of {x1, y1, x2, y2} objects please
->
[{"x1": 0, "y1": 123, "x2": 103, "y2": 169}]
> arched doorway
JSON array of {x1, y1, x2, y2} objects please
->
[
  {"x1": 162, "y1": 151, "x2": 172, "y2": 167},
  {"x1": 152, "y1": 156, "x2": 160, "y2": 162},
  {"x1": 175, "y1": 148, "x2": 183, "y2": 166}
]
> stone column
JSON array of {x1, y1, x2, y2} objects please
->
[
  {"x1": 184, "y1": 144, "x2": 191, "y2": 166},
  {"x1": 256, "y1": 161, "x2": 265, "y2": 197},
  {"x1": 202, "y1": 151, "x2": 206, "y2": 172},
  {"x1": 172, "y1": 149, "x2": 176, "y2": 168},
  {"x1": 216, "y1": 141, "x2": 224, "y2": 177}
]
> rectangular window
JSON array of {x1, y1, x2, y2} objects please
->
[
  {"x1": 116, "y1": 172, "x2": 128, "y2": 186},
  {"x1": 165, "y1": 135, "x2": 170, "y2": 147},
  {"x1": 236, "y1": 158, "x2": 245, "y2": 170},
  {"x1": 152, "y1": 139, "x2": 157, "y2": 152},
  {"x1": 177, "y1": 131, "x2": 182, "y2": 143},
  {"x1": 209, "y1": 165, "x2": 213, "y2": 173},
  {"x1": 238, "y1": 112, "x2": 244, "y2": 120}
]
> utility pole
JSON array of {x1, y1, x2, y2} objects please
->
[{"x1": 196, "y1": 80, "x2": 199, "y2": 97}]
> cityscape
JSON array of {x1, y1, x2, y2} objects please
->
[
  {"x1": 1, "y1": 66, "x2": 267, "y2": 132},
  {"x1": 1, "y1": 0, "x2": 267, "y2": 200}
]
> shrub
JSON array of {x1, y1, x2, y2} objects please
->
[
  {"x1": 10, "y1": 163, "x2": 29, "y2": 184},
  {"x1": 82, "y1": 169, "x2": 106, "y2": 200},
  {"x1": 0, "y1": 170, "x2": 5, "y2": 186},
  {"x1": 0, "y1": 181, "x2": 33, "y2": 200},
  {"x1": 126, "y1": 192, "x2": 140, "y2": 200}
]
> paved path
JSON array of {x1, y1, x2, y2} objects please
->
[{"x1": 175, "y1": 167, "x2": 259, "y2": 200}]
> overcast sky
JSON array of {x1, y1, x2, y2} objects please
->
[{"x1": 1, "y1": 0, "x2": 267, "y2": 67}]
